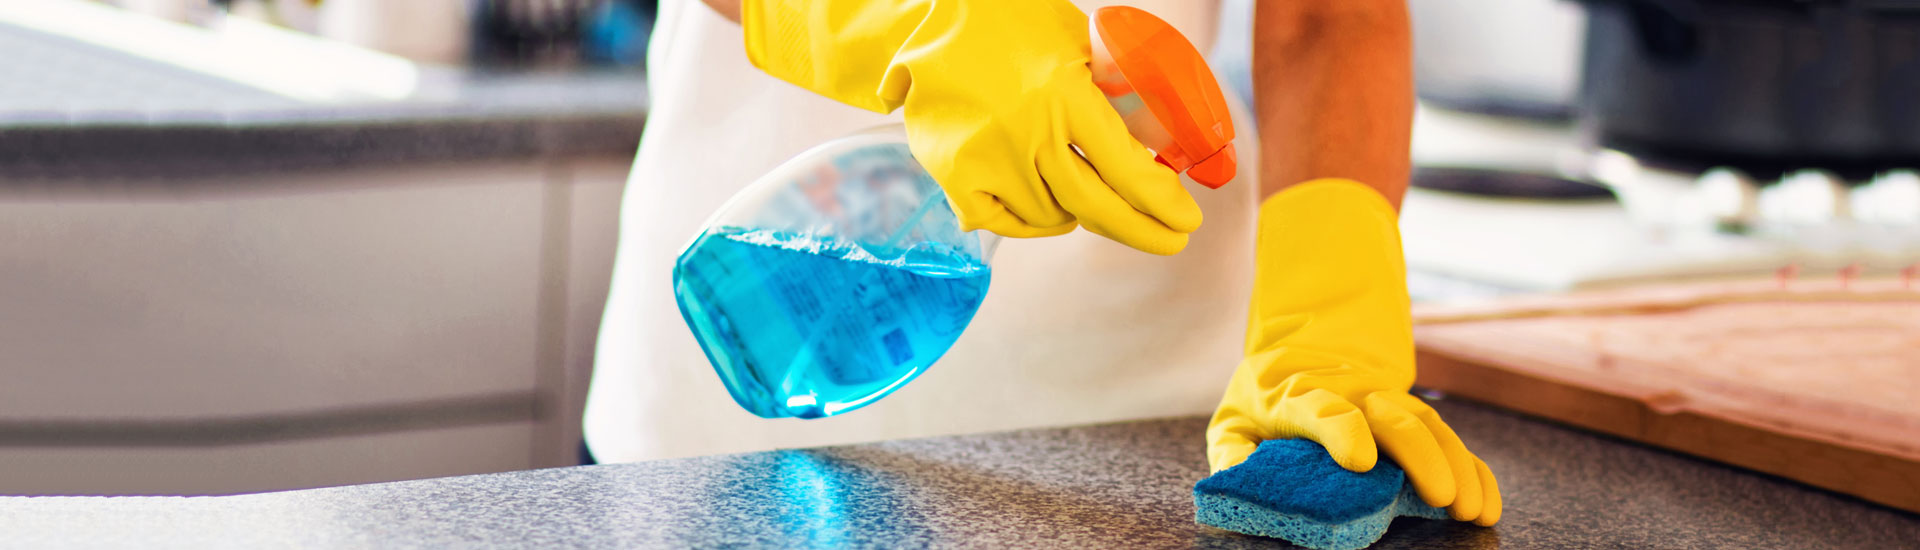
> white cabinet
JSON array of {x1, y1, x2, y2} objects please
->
[{"x1": 0, "y1": 156, "x2": 627, "y2": 495}]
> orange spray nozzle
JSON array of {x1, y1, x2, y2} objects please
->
[{"x1": 1090, "y1": 6, "x2": 1237, "y2": 189}]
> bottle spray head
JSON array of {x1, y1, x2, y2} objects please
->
[{"x1": 1088, "y1": 6, "x2": 1238, "y2": 189}]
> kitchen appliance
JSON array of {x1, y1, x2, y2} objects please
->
[
  {"x1": 1404, "y1": 1, "x2": 1920, "y2": 292},
  {"x1": 1580, "y1": 0, "x2": 1920, "y2": 180}
]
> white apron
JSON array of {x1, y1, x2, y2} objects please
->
[{"x1": 584, "y1": 0, "x2": 1258, "y2": 463}]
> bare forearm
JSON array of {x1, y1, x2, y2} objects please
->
[
  {"x1": 703, "y1": 0, "x2": 742, "y2": 23},
  {"x1": 1252, "y1": 2, "x2": 1413, "y2": 208}
]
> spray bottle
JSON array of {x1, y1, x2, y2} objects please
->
[{"x1": 673, "y1": 6, "x2": 1237, "y2": 419}]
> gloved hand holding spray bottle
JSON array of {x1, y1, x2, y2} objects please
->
[{"x1": 674, "y1": 2, "x2": 1236, "y2": 419}]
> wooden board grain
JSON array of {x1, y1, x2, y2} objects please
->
[{"x1": 1412, "y1": 278, "x2": 1920, "y2": 513}]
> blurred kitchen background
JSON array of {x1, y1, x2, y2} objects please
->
[
  {"x1": 1401, "y1": 0, "x2": 1919, "y2": 297},
  {"x1": 2, "y1": 0, "x2": 1916, "y2": 496}
]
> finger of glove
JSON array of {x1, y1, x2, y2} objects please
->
[
  {"x1": 1206, "y1": 359, "x2": 1270, "y2": 473},
  {"x1": 1394, "y1": 393, "x2": 1486, "y2": 521},
  {"x1": 1473, "y1": 458, "x2": 1503, "y2": 526},
  {"x1": 1282, "y1": 388, "x2": 1376, "y2": 472},
  {"x1": 1380, "y1": 393, "x2": 1485, "y2": 519},
  {"x1": 965, "y1": 205, "x2": 1077, "y2": 239},
  {"x1": 1362, "y1": 393, "x2": 1458, "y2": 509},
  {"x1": 940, "y1": 156, "x2": 1075, "y2": 234},
  {"x1": 1205, "y1": 413, "x2": 1263, "y2": 474},
  {"x1": 1036, "y1": 145, "x2": 1189, "y2": 255},
  {"x1": 1064, "y1": 82, "x2": 1202, "y2": 233}
]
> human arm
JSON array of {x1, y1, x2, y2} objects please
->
[
  {"x1": 699, "y1": 0, "x2": 741, "y2": 22},
  {"x1": 1252, "y1": 0, "x2": 1413, "y2": 205}
]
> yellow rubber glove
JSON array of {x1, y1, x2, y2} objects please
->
[
  {"x1": 1206, "y1": 179, "x2": 1502, "y2": 526},
  {"x1": 741, "y1": 0, "x2": 1201, "y2": 255}
]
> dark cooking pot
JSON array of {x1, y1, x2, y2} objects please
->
[{"x1": 1579, "y1": 0, "x2": 1920, "y2": 179}]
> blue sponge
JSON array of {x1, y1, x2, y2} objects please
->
[{"x1": 1193, "y1": 439, "x2": 1449, "y2": 550}]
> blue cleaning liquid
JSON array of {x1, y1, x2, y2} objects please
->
[{"x1": 673, "y1": 227, "x2": 991, "y2": 419}]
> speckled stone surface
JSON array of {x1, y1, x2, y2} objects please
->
[
  {"x1": 0, "y1": 22, "x2": 646, "y2": 180},
  {"x1": 3, "y1": 399, "x2": 1917, "y2": 549}
]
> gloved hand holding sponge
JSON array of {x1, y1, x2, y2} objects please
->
[
  {"x1": 1204, "y1": 180, "x2": 1501, "y2": 531},
  {"x1": 740, "y1": 0, "x2": 1201, "y2": 255}
]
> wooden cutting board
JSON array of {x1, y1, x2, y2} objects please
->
[{"x1": 1412, "y1": 278, "x2": 1920, "y2": 513}]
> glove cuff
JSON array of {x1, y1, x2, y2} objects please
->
[
  {"x1": 742, "y1": 0, "x2": 930, "y2": 114},
  {"x1": 1245, "y1": 179, "x2": 1413, "y2": 372},
  {"x1": 1260, "y1": 179, "x2": 1398, "y2": 219}
]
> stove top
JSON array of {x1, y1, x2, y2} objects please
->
[{"x1": 1405, "y1": 104, "x2": 1920, "y2": 292}]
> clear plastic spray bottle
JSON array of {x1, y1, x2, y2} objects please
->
[{"x1": 673, "y1": 6, "x2": 1238, "y2": 419}]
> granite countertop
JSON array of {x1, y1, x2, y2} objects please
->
[
  {"x1": 0, "y1": 21, "x2": 647, "y2": 180},
  {"x1": 5, "y1": 399, "x2": 1917, "y2": 549}
]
